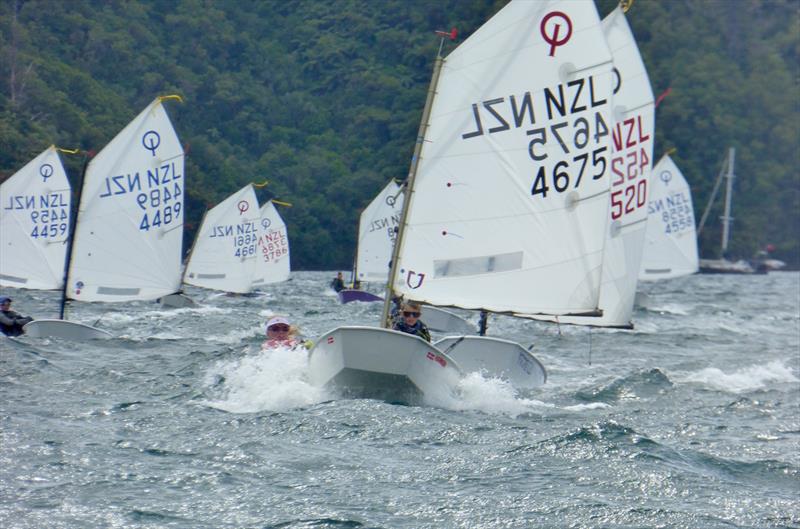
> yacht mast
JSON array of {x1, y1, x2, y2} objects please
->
[{"x1": 720, "y1": 147, "x2": 735, "y2": 256}]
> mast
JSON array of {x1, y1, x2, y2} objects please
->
[
  {"x1": 179, "y1": 206, "x2": 209, "y2": 285},
  {"x1": 59, "y1": 152, "x2": 92, "y2": 320},
  {"x1": 380, "y1": 43, "x2": 447, "y2": 328},
  {"x1": 720, "y1": 147, "x2": 735, "y2": 256}
]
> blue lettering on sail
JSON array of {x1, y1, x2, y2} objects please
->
[
  {"x1": 657, "y1": 191, "x2": 695, "y2": 235},
  {"x1": 210, "y1": 226, "x2": 234, "y2": 238},
  {"x1": 236, "y1": 222, "x2": 255, "y2": 235},
  {"x1": 1, "y1": 191, "x2": 71, "y2": 241},
  {"x1": 208, "y1": 221, "x2": 259, "y2": 258},
  {"x1": 142, "y1": 130, "x2": 161, "y2": 156},
  {"x1": 4, "y1": 193, "x2": 67, "y2": 210},
  {"x1": 100, "y1": 162, "x2": 181, "y2": 199},
  {"x1": 91, "y1": 160, "x2": 184, "y2": 233},
  {"x1": 647, "y1": 198, "x2": 664, "y2": 215},
  {"x1": 134, "y1": 162, "x2": 184, "y2": 233}
]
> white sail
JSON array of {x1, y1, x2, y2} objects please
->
[
  {"x1": 524, "y1": 6, "x2": 655, "y2": 327},
  {"x1": 639, "y1": 154, "x2": 699, "y2": 280},
  {"x1": 392, "y1": 0, "x2": 615, "y2": 316},
  {"x1": 252, "y1": 201, "x2": 291, "y2": 288},
  {"x1": 67, "y1": 98, "x2": 185, "y2": 302},
  {"x1": 184, "y1": 184, "x2": 261, "y2": 294},
  {"x1": 357, "y1": 179, "x2": 403, "y2": 282},
  {"x1": 1, "y1": 146, "x2": 71, "y2": 290}
]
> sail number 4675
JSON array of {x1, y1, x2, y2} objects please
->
[{"x1": 529, "y1": 112, "x2": 609, "y2": 198}]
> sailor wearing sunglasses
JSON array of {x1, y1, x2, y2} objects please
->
[{"x1": 392, "y1": 301, "x2": 431, "y2": 342}]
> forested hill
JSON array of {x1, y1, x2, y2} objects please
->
[{"x1": 2, "y1": 0, "x2": 798, "y2": 269}]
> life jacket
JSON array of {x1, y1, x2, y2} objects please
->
[{"x1": 261, "y1": 338, "x2": 303, "y2": 350}]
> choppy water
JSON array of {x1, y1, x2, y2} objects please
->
[{"x1": 1, "y1": 271, "x2": 798, "y2": 528}]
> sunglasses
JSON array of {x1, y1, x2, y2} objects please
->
[
  {"x1": 403, "y1": 311, "x2": 420, "y2": 318},
  {"x1": 268, "y1": 325, "x2": 290, "y2": 332}
]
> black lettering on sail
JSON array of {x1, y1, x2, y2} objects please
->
[
  {"x1": 510, "y1": 92, "x2": 535, "y2": 127},
  {"x1": 544, "y1": 85, "x2": 566, "y2": 120},
  {"x1": 589, "y1": 75, "x2": 607, "y2": 107},
  {"x1": 462, "y1": 104, "x2": 484, "y2": 139},
  {"x1": 484, "y1": 98, "x2": 510, "y2": 134},
  {"x1": 567, "y1": 79, "x2": 587, "y2": 113}
]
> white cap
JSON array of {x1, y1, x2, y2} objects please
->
[{"x1": 266, "y1": 316, "x2": 290, "y2": 330}]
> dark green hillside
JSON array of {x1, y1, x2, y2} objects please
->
[{"x1": 2, "y1": 0, "x2": 798, "y2": 268}]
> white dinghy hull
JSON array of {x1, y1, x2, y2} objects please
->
[
  {"x1": 435, "y1": 336, "x2": 546, "y2": 389},
  {"x1": 23, "y1": 319, "x2": 112, "y2": 340},
  {"x1": 307, "y1": 326, "x2": 462, "y2": 404},
  {"x1": 422, "y1": 306, "x2": 475, "y2": 334}
]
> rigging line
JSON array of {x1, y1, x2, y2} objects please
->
[
  {"x1": 697, "y1": 152, "x2": 729, "y2": 236},
  {"x1": 440, "y1": 335, "x2": 466, "y2": 357}
]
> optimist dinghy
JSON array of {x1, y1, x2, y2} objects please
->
[
  {"x1": 435, "y1": 336, "x2": 546, "y2": 389},
  {"x1": 307, "y1": 326, "x2": 462, "y2": 404},
  {"x1": 310, "y1": 0, "x2": 616, "y2": 396},
  {"x1": 23, "y1": 96, "x2": 185, "y2": 340}
]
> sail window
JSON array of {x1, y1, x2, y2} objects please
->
[
  {"x1": 0, "y1": 274, "x2": 28, "y2": 284},
  {"x1": 433, "y1": 252, "x2": 522, "y2": 278},
  {"x1": 97, "y1": 287, "x2": 141, "y2": 296}
]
